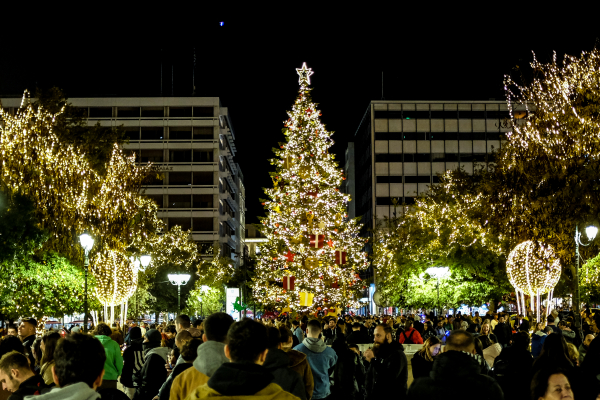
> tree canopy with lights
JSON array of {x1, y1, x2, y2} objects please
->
[{"x1": 251, "y1": 64, "x2": 369, "y2": 311}]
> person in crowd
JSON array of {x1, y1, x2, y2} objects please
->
[
  {"x1": 279, "y1": 326, "x2": 314, "y2": 400},
  {"x1": 156, "y1": 330, "x2": 193, "y2": 400},
  {"x1": 421, "y1": 322, "x2": 437, "y2": 342},
  {"x1": 345, "y1": 322, "x2": 370, "y2": 345},
  {"x1": 291, "y1": 321, "x2": 303, "y2": 347},
  {"x1": 516, "y1": 314, "x2": 530, "y2": 332},
  {"x1": 263, "y1": 327, "x2": 305, "y2": 400},
  {"x1": 336, "y1": 320, "x2": 347, "y2": 339},
  {"x1": 551, "y1": 309, "x2": 561, "y2": 324},
  {"x1": 452, "y1": 320, "x2": 462, "y2": 331},
  {"x1": 532, "y1": 333, "x2": 573, "y2": 379},
  {"x1": 546, "y1": 315, "x2": 560, "y2": 334},
  {"x1": 460, "y1": 320, "x2": 470, "y2": 331},
  {"x1": 558, "y1": 321, "x2": 576, "y2": 344},
  {"x1": 121, "y1": 326, "x2": 144, "y2": 399},
  {"x1": 580, "y1": 333, "x2": 600, "y2": 400},
  {"x1": 413, "y1": 315, "x2": 424, "y2": 336},
  {"x1": 158, "y1": 338, "x2": 200, "y2": 400},
  {"x1": 530, "y1": 368, "x2": 574, "y2": 400},
  {"x1": 184, "y1": 318, "x2": 298, "y2": 400},
  {"x1": 578, "y1": 334, "x2": 594, "y2": 364},
  {"x1": 6, "y1": 326, "x2": 17, "y2": 337},
  {"x1": 161, "y1": 325, "x2": 177, "y2": 349},
  {"x1": 444, "y1": 316, "x2": 454, "y2": 332},
  {"x1": 494, "y1": 315, "x2": 511, "y2": 347},
  {"x1": 17, "y1": 319, "x2": 36, "y2": 368},
  {"x1": 92, "y1": 322, "x2": 123, "y2": 390},
  {"x1": 31, "y1": 338, "x2": 42, "y2": 375},
  {"x1": 398, "y1": 320, "x2": 423, "y2": 345},
  {"x1": 434, "y1": 320, "x2": 447, "y2": 341},
  {"x1": 0, "y1": 350, "x2": 51, "y2": 398},
  {"x1": 364, "y1": 324, "x2": 408, "y2": 400},
  {"x1": 411, "y1": 336, "x2": 441, "y2": 380},
  {"x1": 330, "y1": 335, "x2": 365, "y2": 400},
  {"x1": 492, "y1": 331, "x2": 533, "y2": 400},
  {"x1": 321, "y1": 318, "x2": 340, "y2": 345},
  {"x1": 490, "y1": 313, "x2": 499, "y2": 331},
  {"x1": 407, "y1": 330, "x2": 503, "y2": 400},
  {"x1": 472, "y1": 337, "x2": 486, "y2": 367},
  {"x1": 472, "y1": 311, "x2": 482, "y2": 325},
  {"x1": 39, "y1": 332, "x2": 61, "y2": 386},
  {"x1": 566, "y1": 343, "x2": 579, "y2": 367},
  {"x1": 175, "y1": 315, "x2": 202, "y2": 338},
  {"x1": 294, "y1": 319, "x2": 338, "y2": 399},
  {"x1": 479, "y1": 322, "x2": 498, "y2": 347},
  {"x1": 133, "y1": 328, "x2": 170, "y2": 400},
  {"x1": 32, "y1": 333, "x2": 107, "y2": 399},
  {"x1": 481, "y1": 333, "x2": 503, "y2": 368},
  {"x1": 170, "y1": 312, "x2": 234, "y2": 400},
  {"x1": 110, "y1": 325, "x2": 124, "y2": 348}
]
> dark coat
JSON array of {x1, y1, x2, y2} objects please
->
[
  {"x1": 332, "y1": 340, "x2": 366, "y2": 400},
  {"x1": 365, "y1": 341, "x2": 408, "y2": 400},
  {"x1": 413, "y1": 321, "x2": 425, "y2": 336},
  {"x1": 493, "y1": 322, "x2": 511, "y2": 346},
  {"x1": 408, "y1": 351, "x2": 503, "y2": 400},
  {"x1": 158, "y1": 363, "x2": 193, "y2": 400},
  {"x1": 411, "y1": 351, "x2": 433, "y2": 380},
  {"x1": 7, "y1": 374, "x2": 51, "y2": 399},
  {"x1": 120, "y1": 338, "x2": 144, "y2": 388},
  {"x1": 346, "y1": 331, "x2": 371, "y2": 345},
  {"x1": 133, "y1": 346, "x2": 170, "y2": 400},
  {"x1": 493, "y1": 346, "x2": 533, "y2": 400},
  {"x1": 263, "y1": 349, "x2": 306, "y2": 400}
]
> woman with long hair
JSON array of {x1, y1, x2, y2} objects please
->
[
  {"x1": 532, "y1": 333, "x2": 573, "y2": 378},
  {"x1": 531, "y1": 368, "x2": 574, "y2": 400},
  {"x1": 421, "y1": 321, "x2": 437, "y2": 342},
  {"x1": 40, "y1": 332, "x2": 61, "y2": 385},
  {"x1": 411, "y1": 336, "x2": 441, "y2": 380},
  {"x1": 31, "y1": 337, "x2": 43, "y2": 374}
]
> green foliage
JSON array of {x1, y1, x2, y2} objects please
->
[
  {"x1": 580, "y1": 253, "x2": 600, "y2": 304},
  {"x1": 185, "y1": 285, "x2": 225, "y2": 317}
]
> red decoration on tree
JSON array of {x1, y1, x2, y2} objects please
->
[
  {"x1": 327, "y1": 239, "x2": 334, "y2": 248},
  {"x1": 285, "y1": 250, "x2": 295, "y2": 262},
  {"x1": 283, "y1": 276, "x2": 296, "y2": 290},
  {"x1": 309, "y1": 234, "x2": 325, "y2": 248},
  {"x1": 335, "y1": 250, "x2": 347, "y2": 265},
  {"x1": 331, "y1": 278, "x2": 339, "y2": 289}
]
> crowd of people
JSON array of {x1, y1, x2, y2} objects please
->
[{"x1": 0, "y1": 308, "x2": 598, "y2": 400}]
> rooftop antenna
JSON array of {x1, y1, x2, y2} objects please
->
[
  {"x1": 381, "y1": 71, "x2": 385, "y2": 100},
  {"x1": 192, "y1": 47, "x2": 196, "y2": 96}
]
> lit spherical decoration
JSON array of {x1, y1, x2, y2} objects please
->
[
  {"x1": 506, "y1": 240, "x2": 561, "y2": 295},
  {"x1": 91, "y1": 249, "x2": 138, "y2": 306}
]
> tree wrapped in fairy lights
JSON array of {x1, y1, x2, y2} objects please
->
[{"x1": 251, "y1": 63, "x2": 368, "y2": 311}]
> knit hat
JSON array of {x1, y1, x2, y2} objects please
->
[
  {"x1": 129, "y1": 327, "x2": 142, "y2": 340},
  {"x1": 144, "y1": 328, "x2": 162, "y2": 343}
]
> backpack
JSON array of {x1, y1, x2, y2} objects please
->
[{"x1": 401, "y1": 329, "x2": 416, "y2": 344}]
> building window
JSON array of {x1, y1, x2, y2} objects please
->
[
  {"x1": 169, "y1": 150, "x2": 192, "y2": 162},
  {"x1": 141, "y1": 107, "x2": 164, "y2": 118},
  {"x1": 140, "y1": 150, "x2": 164, "y2": 163},
  {"x1": 193, "y1": 150, "x2": 214, "y2": 162},
  {"x1": 141, "y1": 128, "x2": 164, "y2": 140},
  {"x1": 168, "y1": 195, "x2": 191, "y2": 208},
  {"x1": 89, "y1": 107, "x2": 112, "y2": 118},
  {"x1": 404, "y1": 197, "x2": 416, "y2": 205},
  {"x1": 375, "y1": 154, "x2": 402, "y2": 162},
  {"x1": 458, "y1": 111, "x2": 485, "y2": 119},
  {"x1": 168, "y1": 217, "x2": 191, "y2": 231},
  {"x1": 170, "y1": 107, "x2": 192, "y2": 117},
  {"x1": 146, "y1": 194, "x2": 163, "y2": 208},
  {"x1": 145, "y1": 172, "x2": 163, "y2": 185},
  {"x1": 193, "y1": 127, "x2": 214, "y2": 140},
  {"x1": 193, "y1": 194, "x2": 213, "y2": 208},
  {"x1": 405, "y1": 176, "x2": 431, "y2": 183},
  {"x1": 193, "y1": 107, "x2": 214, "y2": 117},
  {"x1": 124, "y1": 128, "x2": 139, "y2": 141},
  {"x1": 402, "y1": 111, "x2": 430, "y2": 119},
  {"x1": 117, "y1": 107, "x2": 140, "y2": 118},
  {"x1": 431, "y1": 111, "x2": 457, "y2": 119},
  {"x1": 376, "y1": 176, "x2": 402, "y2": 183},
  {"x1": 221, "y1": 222, "x2": 234, "y2": 236},
  {"x1": 169, "y1": 127, "x2": 192, "y2": 140},
  {"x1": 193, "y1": 217, "x2": 213, "y2": 231},
  {"x1": 402, "y1": 133, "x2": 426, "y2": 140},
  {"x1": 486, "y1": 132, "x2": 503, "y2": 140},
  {"x1": 193, "y1": 172, "x2": 214, "y2": 185},
  {"x1": 414, "y1": 154, "x2": 431, "y2": 162},
  {"x1": 169, "y1": 172, "x2": 192, "y2": 185}
]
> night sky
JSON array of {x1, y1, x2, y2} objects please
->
[{"x1": 1, "y1": 5, "x2": 598, "y2": 223}]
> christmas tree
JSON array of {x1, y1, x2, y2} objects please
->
[{"x1": 252, "y1": 63, "x2": 368, "y2": 312}]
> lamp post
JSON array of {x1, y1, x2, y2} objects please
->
[
  {"x1": 130, "y1": 255, "x2": 151, "y2": 321},
  {"x1": 425, "y1": 267, "x2": 449, "y2": 317},
  {"x1": 79, "y1": 232, "x2": 95, "y2": 333},
  {"x1": 574, "y1": 225, "x2": 597, "y2": 341},
  {"x1": 168, "y1": 273, "x2": 191, "y2": 317}
]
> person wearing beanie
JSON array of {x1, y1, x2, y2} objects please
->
[
  {"x1": 132, "y1": 328, "x2": 170, "y2": 400},
  {"x1": 121, "y1": 326, "x2": 144, "y2": 399}
]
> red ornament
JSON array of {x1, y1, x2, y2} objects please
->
[
  {"x1": 327, "y1": 239, "x2": 334, "y2": 248},
  {"x1": 331, "y1": 279, "x2": 339, "y2": 289},
  {"x1": 309, "y1": 234, "x2": 325, "y2": 248},
  {"x1": 283, "y1": 276, "x2": 295, "y2": 290},
  {"x1": 335, "y1": 250, "x2": 347, "y2": 265},
  {"x1": 285, "y1": 251, "x2": 295, "y2": 262},
  {"x1": 261, "y1": 202, "x2": 266, "y2": 205}
]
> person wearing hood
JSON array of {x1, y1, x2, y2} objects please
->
[
  {"x1": 170, "y1": 312, "x2": 234, "y2": 400},
  {"x1": 407, "y1": 330, "x2": 503, "y2": 400},
  {"x1": 279, "y1": 325, "x2": 314, "y2": 400},
  {"x1": 158, "y1": 338, "x2": 201, "y2": 400},
  {"x1": 93, "y1": 323, "x2": 123, "y2": 390},
  {"x1": 132, "y1": 329, "x2": 170, "y2": 400},
  {"x1": 532, "y1": 325, "x2": 552, "y2": 358},
  {"x1": 24, "y1": 333, "x2": 107, "y2": 400},
  {"x1": 175, "y1": 315, "x2": 202, "y2": 338},
  {"x1": 331, "y1": 337, "x2": 366, "y2": 400},
  {"x1": 492, "y1": 331, "x2": 533, "y2": 400},
  {"x1": 121, "y1": 327, "x2": 144, "y2": 399},
  {"x1": 363, "y1": 324, "x2": 408, "y2": 400},
  {"x1": 293, "y1": 319, "x2": 338, "y2": 400},
  {"x1": 184, "y1": 318, "x2": 298, "y2": 400},
  {"x1": 263, "y1": 327, "x2": 305, "y2": 399}
]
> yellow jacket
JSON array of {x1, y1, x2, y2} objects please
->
[
  {"x1": 171, "y1": 368, "x2": 210, "y2": 400},
  {"x1": 184, "y1": 382, "x2": 300, "y2": 400}
]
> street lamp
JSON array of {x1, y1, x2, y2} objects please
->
[
  {"x1": 130, "y1": 254, "x2": 151, "y2": 273},
  {"x1": 574, "y1": 224, "x2": 597, "y2": 341},
  {"x1": 425, "y1": 267, "x2": 449, "y2": 317},
  {"x1": 79, "y1": 232, "x2": 95, "y2": 333},
  {"x1": 168, "y1": 273, "x2": 191, "y2": 316}
]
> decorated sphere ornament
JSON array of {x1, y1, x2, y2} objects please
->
[{"x1": 506, "y1": 240, "x2": 561, "y2": 319}]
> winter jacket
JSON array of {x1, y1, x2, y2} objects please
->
[
  {"x1": 531, "y1": 331, "x2": 547, "y2": 358},
  {"x1": 482, "y1": 343, "x2": 503, "y2": 368},
  {"x1": 120, "y1": 338, "x2": 144, "y2": 388},
  {"x1": 293, "y1": 327, "x2": 304, "y2": 346},
  {"x1": 294, "y1": 337, "x2": 338, "y2": 399},
  {"x1": 95, "y1": 335, "x2": 124, "y2": 381},
  {"x1": 345, "y1": 331, "x2": 371, "y2": 345},
  {"x1": 23, "y1": 382, "x2": 100, "y2": 400},
  {"x1": 170, "y1": 341, "x2": 229, "y2": 400},
  {"x1": 183, "y1": 363, "x2": 298, "y2": 400},
  {"x1": 578, "y1": 343, "x2": 588, "y2": 365},
  {"x1": 411, "y1": 351, "x2": 433, "y2": 380},
  {"x1": 493, "y1": 346, "x2": 533, "y2": 400},
  {"x1": 560, "y1": 328, "x2": 576, "y2": 344},
  {"x1": 22, "y1": 334, "x2": 37, "y2": 370},
  {"x1": 158, "y1": 362, "x2": 192, "y2": 400},
  {"x1": 421, "y1": 329, "x2": 437, "y2": 342},
  {"x1": 263, "y1": 348, "x2": 305, "y2": 400},
  {"x1": 185, "y1": 327, "x2": 203, "y2": 338},
  {"x1": 407, "y1": 351, "x2": 503, "y2": 400},
  {"x1": 40, "y1": 361, "x2": 55, "y2": 385},
  {"x1": 398, "y1": 328, "x2": 423, "y2": 344},
  {"x1": 365, "y1": 341, "x2": 408, "y2": 400},
  {"x1": 286, "y1": 349, "x2": 314, "y2": 400},
  {"x1": 331, "y1": 344, "x2": 365, "y2": 400},
  {"x1": 8, "y1": 374, "x2": 51, "y2": 399},
  {"x1": 133, "y1": 346, "x2": 170, "y2": 400},
  {"x1": 493, "y1": 322, "x2": 511, "y2": 346},
  {"x1": 322, "y1": 327, "x2": 341, "y2": 345}
]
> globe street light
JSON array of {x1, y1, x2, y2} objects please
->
[
  {"x1": 79, "y1": 232, "x2": 94, "y2": 333},
  {"x1": 575, "y1": 224, "x2": 597, "y2": 341},
  {"x1": 425, "y1": 267, "x2": 449, "y2": 317},
  {"x1": 168, "y1": 273, "x2": 191, "y2": 316}
]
